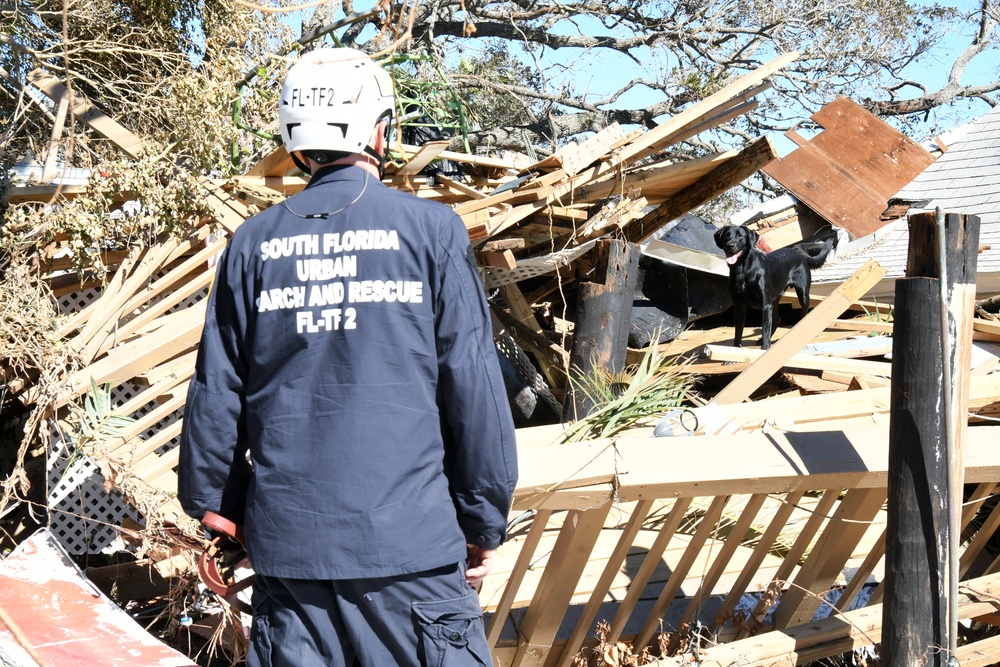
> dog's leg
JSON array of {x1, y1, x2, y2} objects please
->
[
  {"x1": 733, "y1": 302, "x2": 746, "y2": 348},
  {"x1": 797, "y1": 274, "x2": 812, "y2": 314},
  {"x1": 761, "y1": 302, "x2": 773, "y2": 349}
]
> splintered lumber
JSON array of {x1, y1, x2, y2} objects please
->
[
  {"x1": 693, "y1": 572, "x2": 1000, "y2": 667},
  {"x1": 703, "y1": 344, "x2": 892, "y2": 377},
  {"x1": 27, "y1": 69, "x2": 145, "y2": 160},
  {"x1": 695, "y1": 372, "x2": 1000, "y2": 433},
  {"x1": 713, "y1": 259, "x2": 887, "y2": 404},
  {"x1": 394, "y1": 139, "x2": 451, "y2": 176},
  {"x1": 509, "y1": 502, "x2": 613, "y2": 667},
  {"x1": 623, "y1": 135, "x2": 778, "y2": 243}
]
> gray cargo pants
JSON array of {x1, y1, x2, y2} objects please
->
[{"x1": 246, "y1": 562, "x2": 492, "y2": 667}]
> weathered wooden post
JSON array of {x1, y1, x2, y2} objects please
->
[
  {"x1": 883, "y1": 210, "x2": 979, "y2": 666},
  {"x1": 562, "y1": 239, "x2": 640, "y2": 421}
]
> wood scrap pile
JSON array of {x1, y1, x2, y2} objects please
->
[{"x1": 4, "y1": 44, "x2": 1000, "y2": 665}]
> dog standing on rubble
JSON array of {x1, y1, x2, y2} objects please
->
[{"x1": 714, "y1": 224, "x2": 837, "y2": 349}]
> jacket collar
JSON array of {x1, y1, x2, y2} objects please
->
[{"x1": 307, "y1": 164, "x2": 375, "y2": 189}]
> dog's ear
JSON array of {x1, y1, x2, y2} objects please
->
[
  {"x1": 713, "y1": 227, "x2": 725, "y2": 246},
  {"x1": 742, "y1": 226, "x2": 760, "y2": 249}
]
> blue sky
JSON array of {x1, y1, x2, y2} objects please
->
[{"x1": 283, "y1": 0, "x2": 998, "y2": 147}]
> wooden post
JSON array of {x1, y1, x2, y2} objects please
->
[
  {"x1": 562, "y1": 239, "x2": 639, "y2": 421},
  {"x1": 883, "y1": 211, "x2": 979, "y2": 666}
]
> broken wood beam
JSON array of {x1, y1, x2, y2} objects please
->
[
  {"x1": 562, "y1": 240, "x2": 640, "y2": 421},
  {"x1": 703, "y1": 343, "x2": 892, "y2": 377},
  {"x1": 696, "y1": 571, "x2": 1000, "y2": 667},
  {"x1": 623, "y1": 135, "x2": 778, "y2": 243},
  {"x1": 883, "y1": 211, "x2": 980, "y2": 666},
  {"x1": 27, "y1": 69, "x2": 146, "y2": 160}
]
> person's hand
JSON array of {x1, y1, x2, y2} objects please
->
[{"x1": 465, "y1": 544, "x2": 497, "y2": 586}]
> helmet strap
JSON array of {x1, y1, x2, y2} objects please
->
[
  {"x1": 363, "y1": 145, "x2": 386, "y2": 179},
  {"x1": 290, "y1": 151, "x2": 313, "y2": 176}
]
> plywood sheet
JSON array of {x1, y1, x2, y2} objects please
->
[{"x1": 762, "y1": 96, "x2": 934, "y2": 238}]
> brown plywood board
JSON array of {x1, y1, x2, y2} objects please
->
[{"x1": 762, "y1": 96, "x2": 934, "y2": 238}]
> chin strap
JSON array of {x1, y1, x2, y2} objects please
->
[
  {"x1": 363, "y1": 145, "x2": 386, "y2": 179},
  {"x1": 290, "y1": 151, "x2": 312, "y2": 176}
]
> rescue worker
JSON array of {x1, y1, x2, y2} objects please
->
[{"x1": 178, "y1": 47, "x2": 518, "y2": 666}]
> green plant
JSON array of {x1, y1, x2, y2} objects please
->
[
  {"x1": 67, "y1": 378, "x2": 135, "y2": 455},
  {"x1": 559, "y1": 341, "x2": 696, "y2": 443}
]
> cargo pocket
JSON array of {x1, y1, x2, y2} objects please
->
[
  {"x1": 412, "y1": 589, "x2": 491, "y2": 667},
  {"x1": 247, "y1": 583, "x2": 272, "y2": 667}
]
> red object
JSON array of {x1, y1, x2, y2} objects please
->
[
  {"x1": 197, "y1": 511, "x2": 254, "y2": 615},
  {"x1": 0, "y1": 529, "x2": 196, "y2": 667}
]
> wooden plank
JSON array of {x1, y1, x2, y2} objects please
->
[
  {"x1": 553, "y1": 499, "x2": 654, "y2": 667},
  {"x1": 198, "y1": 178, "x2": 252, "y2": 234},
  {"x1": 960, "y1": 500, "x2": 1000, "y2": 578},
  {"x1": 623, "y1": 135, "x2": 778, "y2": 244},
  {"x1": 701, "y1": 572, "x2": 1000, "y2": 667},
  {"x1": 573, "y1": 150, "x2": 731, "y2": 204},
  {"x1": 130, "y1": 420, "x2": 183, "y2": 475},
  {"x1": 772, "y1": 486, "x2": 887, "y2": 629},
  {"x1": 834, "y1": 527, "x2": 885, "y2": 612},
  {"x1": 397, "y1": 144, "x2": 519, "y2": 171},
  {"x1": 513, "y1": 426, "x2": 1000, "y2": 512},
  {"x1": 634, "y1": 495, "x2": 732, "y2": 650},
  {"x1": 136, "y1": 350, "x2": 197, "y2": 387},
  {"x1": 606, "y1": 497, "x2": 693, "y2": 646},
  {"x1": 106, "y1": 387, "x2": 188, "y2": 458},
  {"x1": 486, "y1": 508, "x2": 553, "y2": 649},
  {"x1": 478, "y1": 250, "x2": 517, "y2": 269},
  {"x1": 710, "y1": 490, "x2": 806, "y2": 633},
  {"x1": 703, "y1": 344, "x2": 892, "y2": 377},
  {"x1": 974, "y1": 317, "x2": 1000, "y2": 339},
  {"x1": 27, "y1": 69, "x2": 146, "y2": 159},
  {"x1": 735, "y1": 488, "x2": 841, "y2": 639},
  {"x1": 713, "y1": 259, "x2": 887, "y2": 404},
  {"x1": 115, "y1": 230, "x2": 220, "y2": 317},
  {"x1": 511, "y1": 502, "x2": 613, "y2": 667},
  {"x1": 115, "y1": 368, "x2": 194, "y2": 419},
  {"x1": 551, "y1": 123, "x2": 627, "y2": 176},
  {"x1": 245, "y1": 145, "x2": 296, "y2": 178},
  {"x1": 956, "y1": 633, "x2": 1000, "y2": 667},
  {"x1": 25, "y1": 302, "x2": 206, "y2": 408},
  {"x1": 434, "y1": 173, "x2": 489, "y2": 199},
  {"x1": 3, "y1": 183, "x2": 93, "y2": 205},
  {"x1": 395, "y1": 139, "x2": 451, "y2": 176},
  {"x1": 616, "y1": 52, "x2": 798, "y2": 165},
  {"x1": 678, "y1": 494, "x2": 768, "y2": 628},
  {"x1": 704, "y1": 371, "x2": 1000, "y2": 432},
  {"x1": 40, "y1": 91, "x2": 70, "y2": 183}
]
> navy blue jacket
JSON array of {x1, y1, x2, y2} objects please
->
[{"x1": 178, "y1": 165, "x2": 518, "y2": 579}]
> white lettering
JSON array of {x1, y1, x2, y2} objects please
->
[
  {"x1": 295, "y1": 256, "x2": 357, "y2": 281},
  {"x1": 260, "y1": 234, "x2": 319, "y2": 261},
  {"x1": 322, "y1": 230, "x2": 400, "y2": 254},
  {"x1": 258, "y1": 286, "x2": 306, "y2": 312},
  {"x1": 308, "y1": 282, "x2": 346, "y2": 307},
  {"x1": 348, "y1": 280, "x2": 424, "y2": 304},
  {"x1": 295, "y1": 307, "x2": 358, "y2": 334}
]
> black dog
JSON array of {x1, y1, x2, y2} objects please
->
[{"x1": 714, "y1": 225, "x2": 836, "y2": 349}]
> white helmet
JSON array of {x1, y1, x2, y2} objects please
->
[{"x1": 278, "y1": 47, "x2": 395, "y2": 156}]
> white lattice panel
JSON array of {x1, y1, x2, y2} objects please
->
[
  {"x1": 48, "y1": 278, "x2": 206, "y2": 554},
  {"x1": 46, "y1": 429, "x2": 142, "y2": 555}
]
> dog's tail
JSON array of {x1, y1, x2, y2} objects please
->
[{"x1": 805, "y1": 234, "x2": 838, "y2": 268}]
